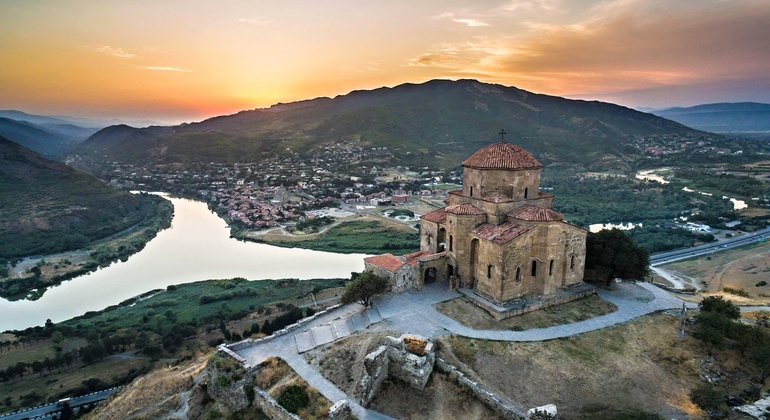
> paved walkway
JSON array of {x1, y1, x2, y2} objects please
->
[{"x1": 234, "y1": 282, "x2": 692, "y2": 419}]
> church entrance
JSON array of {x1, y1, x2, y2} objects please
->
[{"x1": 424, "y1": 267, "x2": 437, "y2": 284}]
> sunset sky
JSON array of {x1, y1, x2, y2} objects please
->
[{"x1": 2, "y1": 0, "x2": 769, "y2": 123}]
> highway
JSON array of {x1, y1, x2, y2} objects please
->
[
  {"x1": 650, "y1": 226, "x2": 770, "y2": 266},
  {"x1": 0, "y1": 387, "x2": 119, "y2": 420}
]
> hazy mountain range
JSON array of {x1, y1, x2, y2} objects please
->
[{"x1": 652, "y1": 102, "x2": 770, "y2": 136}]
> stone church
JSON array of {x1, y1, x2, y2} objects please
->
[{"x1": 364, "y1": 139, "x2": 591, "y2": 318}]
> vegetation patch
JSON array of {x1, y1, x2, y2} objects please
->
[
  {"x1": 0, "y1": 277, "x2": 344, "y2": 415},
  {"x1": 255, "y1": 357, "x2": 331, "y2": 420},
  {"x1": 248, "y1": 218, "x2": 419, "y2": 255},
  {"x1": 435, "y1": 294, "x2": 617, "y2": 331}
]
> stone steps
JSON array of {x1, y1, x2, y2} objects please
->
[{"x1": 296, "y1": 305, "x2": 384, "y2": 353}]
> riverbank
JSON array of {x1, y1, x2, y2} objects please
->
[{"x1": 0, "y1": 196, "x2": 174, "y2": 301}]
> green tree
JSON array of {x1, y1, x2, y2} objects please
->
[
  {"x1": 699, "y1": 296, "x2": 740, "y2": 320},
  {"x1": 585, "y1": 229, "x2": 650, "y2": 285},
  {"x1": 341, "y1": 271, "x2": 389, "y2": 307}
]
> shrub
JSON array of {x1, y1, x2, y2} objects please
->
[{"x1": 276, "y1": 385, "x2": 309, "y2": 414}]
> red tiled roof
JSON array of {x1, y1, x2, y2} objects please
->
[
  {"x1": 462, "y1": 141, "x2": 542, "y2": 170},
  {"x1": 364, "y1": 254, "x2": 404, "y2": 272},
  {"x1": 421, "y1": 208, "x2": 447, "y2": 224},
  {"x1": 507, "y1": 204, "x2": 564, "y2": 222},
  {"x1": 445, "y1": 203, "x2": 485, "y2": 216},
  {"x1": 472, "y1": 222, "x2": 532, "y2": 244}
]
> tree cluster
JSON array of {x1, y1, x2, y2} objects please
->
[
  {"x1": 585, "y1": 228, "x2": 650, "y2": 285},
  {"x1": 690, "y1": 296, "x2": 770, "y2": 416}
]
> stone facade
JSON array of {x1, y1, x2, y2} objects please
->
[{"x1": 366, "y1": 140, "x2": 588, "y2": 315}]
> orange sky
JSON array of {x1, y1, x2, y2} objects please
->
[{"x1": 1, "y1": 0, "x2": 769, "y2": 123}]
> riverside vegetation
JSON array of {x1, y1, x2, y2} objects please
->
[{"x1": 0, "y1": 277, "x2": 346, "y2": 415}]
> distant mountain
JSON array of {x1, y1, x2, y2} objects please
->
[
  {"x1": 75, "y1": 79, "x2": 707, "y2": 170},
  {"x1": 0, "y1": 137, "x2": 159, "y2": 258},
  {"x1": 0, "y1": 110, "x2": 166, "y2": 129},
  {"x1": 0, "y1": 116, "x2": 99, "y2": 158},
  {"x1": 653, "y1": 102, "x2": 770, "y2": 135}
]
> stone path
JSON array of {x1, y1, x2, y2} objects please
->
[{"x1": 234, "y1": 282, "x2": 692, "y2": 419}]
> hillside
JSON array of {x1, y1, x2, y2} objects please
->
[
  {"x1": 73, "y1": 79, "x2": 707, "y2": 171},
  {"x1": 653, "y1": 102, "x2": 770, "y2": 136},
  {"x1": 0, "y1": 137, "x2": 161, "y2": 259},
  {"x1": 0, "y1": 117, "x2": 94, "y2": 158}
]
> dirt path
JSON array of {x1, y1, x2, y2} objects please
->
[{"x1": 650, "y1": 266, "x2": 699, "y2": 291}]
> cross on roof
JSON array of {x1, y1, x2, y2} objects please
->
[{"x1": 499, "y1": 129, "x2": 507, "y2": 141}]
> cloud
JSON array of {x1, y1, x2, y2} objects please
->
[
  {"x1": 452, "y1": 18, "x2": 490, "y2": 27},
  {"x1": 139, "y1": 66, "x2": 195, "y2": 73},
  {"x1": 412, "y1": 0, "x2": 770, "y2": 99},
  {"x1": 238, "y1": 17, "x2": 271, "y2": 25},
  {"x1": 95, "y1": 46, "x2": 136, "y2": 59},
  {"x1": 497, "y1": 0, "x2": 558, "y2": 12},
  {"x1": 434, "y1": 12, "x2": 490, "y2": 27}
]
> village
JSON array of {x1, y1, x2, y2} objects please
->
[{"x1": 95, "y1": 131, "x2": 748, "y2": 237}]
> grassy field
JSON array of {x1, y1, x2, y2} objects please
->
[
  {"x1": 435, "y1": 294, "x2": 617, "y2": 331},
  {"x1": 439, "y1": 313, "x2": 707, "y2": 419},
  {"x1": 249, "y1": 217, "x2": 420, "y2": 255},
  {"x1": 658, "y1": 240, "x2": 770, "y2": 302},
  {"x1": 64, "y1": 277, "x2": 347, "y2": 334}
]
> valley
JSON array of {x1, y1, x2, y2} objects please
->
[{"x1": 1, "y1": 81, "x2": 770, "y2": 419}]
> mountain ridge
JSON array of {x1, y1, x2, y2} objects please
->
[
  {"x1": 653, "y1": 102, "x2": 770, "y2": 135},
  {"x1": 74, "y1": 79, "x2": 708, "y2": 170}
]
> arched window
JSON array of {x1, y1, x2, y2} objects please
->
[
  {"x1": 524, "y1": 187, "x2": 529, "y2": 199},
  {"x1": 515, "y1": 267, "x2": 521, "y2": 282},
  {"x1": 449, "y1": 235, "x2": 453, "y2": 251},
  {"x1": 570, "y1": 255, "x2": 575, "y2": 271},
  {"x1": 549, "y1": 259, "x2": 554, "y2": 276},
  {"x1": 531, "y1": 260, "x2": 537, "y2": 277},
  {"x1": 487, "y1": 265, "x2": 492, "y2": 278}
]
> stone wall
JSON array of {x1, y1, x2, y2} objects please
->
[
  {"x1": 355, "y1": 346, "x2": 390, "y2": 406},
  {"x1": 252, "y1": 387, "x2": 302, "y2": 420},
  {"x1": 355, "y1": 334, "x2": 435, "y2": 406},
  {"x1": 385, "y1": 335, "x2": 435, "y2": 390},
  {"x1": 465, "y1": 283, "x2": 596, "y2": 320},
  {"x1": 221, "y1": 304, "x2": 341, "y2": 361}
]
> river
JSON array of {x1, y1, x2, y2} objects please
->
[{"x1": 0, "y1": 196, "x2": 368, "y2": 331}]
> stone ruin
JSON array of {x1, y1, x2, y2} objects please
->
[{"x1": 355, "y1": 333, "x2": 435, "y2": 406}]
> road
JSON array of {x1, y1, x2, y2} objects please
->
[
  {"x1": 649, "y1": 226, "x2": 770, "y2": 266},
  {"x1": 0, "y1": 388, "x2": 119, "y2": 420}
]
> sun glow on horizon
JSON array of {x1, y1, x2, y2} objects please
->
[{"x1": 1, "y1": 0, "x2": 769, "y2": 122}]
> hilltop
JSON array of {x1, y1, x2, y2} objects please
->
[{"x1": 72, "y1": 79, "x2": 710, "y2": 171}]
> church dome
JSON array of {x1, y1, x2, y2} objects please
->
[{"x1": 462, "y1": 141, "x2": 542, "y2": 170}]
